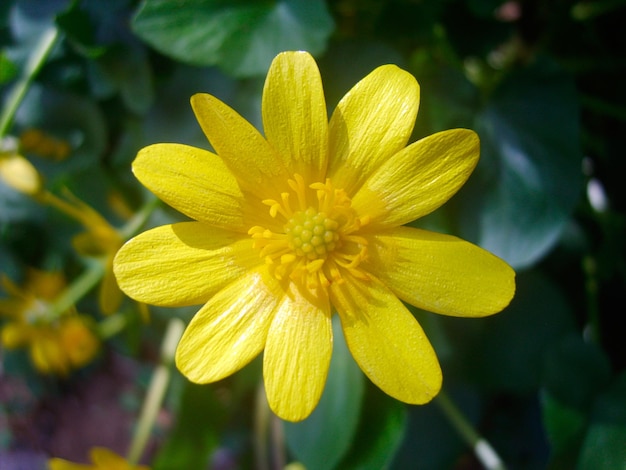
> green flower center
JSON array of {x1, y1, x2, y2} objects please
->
[
  {"x1": 248, "y1": 174, "x2": 370, "y2": 291},
  {"x1": 285, "y1": 208, "x2": 339, "y2": 260}
]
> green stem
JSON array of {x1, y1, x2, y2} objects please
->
[
  {"x1": 435, "y1": 391, "x2": 506, "y2": 470},
  {"x1": 50, "y1": 259, "x2": 105, "y2": 319},
  {"x1": 119, "y1": 195, "x2": 160, "y2": 240},
  {"x1": 0, "y1": 26, "x2": 60, "y2": 138},
  {"x1": 254, "y1": 384, "x2": 270, "y2": 470},
  {"x1": 582, "y1": 255, "x2": 601, "y2": 343},
  {"x1": 127, "y1": 317, "x2": 185, "y2": 465}
]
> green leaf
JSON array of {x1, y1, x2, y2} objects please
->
[
  {"x1": 15, "y1": 85, "x2": 107, "y2": 179},
  {"x1": 0, "y1": 52, "x2": 18, "y2": 83},
  {"x1": 542, "y1": 335, "x2": 612, "y2": 411},
  {"x1": 441, "y1": 271, "x2": 576, "y2": 393},
  {"x1": 338, "y1": 384, "x2": 407, "y2": 470},
  {"x1": 539, "y1": 335, "x2": 613, "y2": 467},
  {"x1": 152, "y1": 377, "x2": 223, "y2": 470},
  {"x1": 578, "y1": 371, "x2": 626, "y2": 470},
  {"x1": 131, "y1": 0, "x2": 334, "y2": 77},
  {"x1": 463, "y1": 57, "x2": 584, "y2": 269},
  {"x1": 284, "y1": 315, "x2": 364, "y2": 470},
  {"x1": 541, "y1": 391, "x2": 587, "y2": 457},
  {"x1": 55, "y1": 0, "x2": 107, "y2": 58}
]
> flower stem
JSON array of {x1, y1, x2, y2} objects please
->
[
  {"x1": 119, "y1": 195, "x2": 160, "y2": 240},
  {"x1": 435, "y1": 391, "x2": 506, "y2": 470},
  {"x1": 0, "y1": 26, "x2": 60, "y2": 138},
  {"x1": 254, "y1": 384, "x2": 270, "y2": 470},
  {"x1": 582, "y1": 255, "x2": 601, "y2": 343},
  {"x1": 50, "y1": 259, "x2": 105, "y2": 319},
  {"x1": 127, "y1": 317, "x2": 185, "y2": 465}
]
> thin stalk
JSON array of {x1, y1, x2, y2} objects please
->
[
  {"x1": 270, "y1": 413, "x2": 286, "y2": 470},
  {"x1": 435, "y1": 391, "x2": 506, "y2": 470},
  {"x1": 0, "y1": 26, "x2": 60, "y2": 137},
  {"x1": 254, "y1": 384, "x2": 270, "y2": 470},
  {"x1": 582, "y1": 255, "x2": 600, "y2": 343},
  {"x1": 127, "y1": 317, "x2": 185, "y2": 465},
  {"x1": 49, "y1": 259, "x2": 105, "y2": 319},
  {"x1": 119, "y1": 195, "x2": 160, "y2": 239}
]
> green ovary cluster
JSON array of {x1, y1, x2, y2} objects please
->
[{"x1": 285, "y1": 207, "x2": 340, "y2": 260}]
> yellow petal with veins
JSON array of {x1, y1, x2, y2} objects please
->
[
  {"x1": 367, "y1": 227, "x2": 516, "y2": 317},
  {"x1": 263, "y1": 51, "x2": 328, "y2": 182},
  {"x1": 331, "y1": 275, "x2": 442, "y2": 405},
  {"x1": 328, "y1": 64, "x2": 419, "y2": 195},
  {"x1": 264, "y1": 284, "x2": 332, "y2": 421},
  {"x1": 176, "y1": 268, "x2": 281, "y2": 383},
  {"x1": 191, "y1": 93, "x2": 289, "y2": 198},
  {"x1": 114, "y1": 222, "x2": 259, "y2": 307},
  {"x1": 353, "y1": 129, "x2": 479, "y2": 228},
  {"x1": 133, "y1": 143, "x2": 246, "y2": 231}
]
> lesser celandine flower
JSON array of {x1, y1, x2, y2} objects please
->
[
  {"x1": 0, "y1": 270, "x2": 100, "y2": 375},
  {"x1": 114, "y1": 51, "x2": 515, "y2": 421},
  {"x1": 48, "y1": 447, "x2": 149, "y2": 470}
]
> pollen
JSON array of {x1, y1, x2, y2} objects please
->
[
  {"x1": 248, "y1": 174, "x2": 370, "y2": 291},
  {"x1": 285, "y1": 208, "x2": 339, "y2": 259}
]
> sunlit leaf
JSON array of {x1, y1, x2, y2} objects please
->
[{"x1": 131, "y1": 0, "x2": 334, "y2": 77}]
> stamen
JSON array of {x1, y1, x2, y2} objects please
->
[{"x1": 250, "y1": 175, "x2": 370, "y2": 292}]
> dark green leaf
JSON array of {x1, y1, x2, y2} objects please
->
[
  {"x1": 578, "y1": 371, "x2": 626, "y2": 470},
  {"x1": 463, "y1": 58, "x2": 584, "y2": 269},
  {"x1": 339, "y1": 383, "x2": 407, "y2": 470},
  {"x1": 441, "y1": 271, "x2": 576, "y2": 393},
  {"x1": 55, "y1": 0, "x2": 107, "y2": 58},
  {"x1": 152, "y1": 377, "x2": 223, "y2": 470},
  {"x1": 542, "y1": 335, "x2": 612, "y2": 411},
  {"x1": 284, "y1": 315, "x2": 364, "y2": 469},
  {"x1": 132, "y1": 0, "x2": 334, "y2": 77}
]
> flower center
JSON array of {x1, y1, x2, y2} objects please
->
[
  {"x1": 248, "y1": 174, "x2": 370, "y2": 291},
  {"x1": 285, "y1": 208, "x2": 339, "y2": 260}
]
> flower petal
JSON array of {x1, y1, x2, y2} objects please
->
[
  {"x1": 353, "y1": 129, "x2": 479, "y2": 228},
  {"x1": 176, "y1": 268, "x2": 282, "y2": 383},
  {"x1": 133, "y1": 143, "x2": 246, "y2": 231},
  {"x1": 113, "y1": 222, "x2": 259, "y2": 307},
  {"x1": 191, "y1": 93, "x2": 289, "y2": 198},
  {"x1": 264, "y1": 285, "x2": 332, "y2": 421},
  {"x1": 98, "y1": 256, "x2": 123, "y2": 315},
  {"x1": 330, "y1": 275, "x2": 442, "y2": 405},
  {"x1": 263, "y1": 51, "x2": 328, "y2": 182},
  {"x1": 328, "y1": 64, "x2": 419, "y2": 195},
  {"x1": 367, "y1": 227, "x2": 516, "y2": 317}
]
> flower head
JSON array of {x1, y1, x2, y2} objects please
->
[
  {"x1": 0, "y1": 270, "x2": 100, "y2": 376},
  {"x1": 114, "y1": 51, "x2": 515, "y2": 421},
  {"x1": 48, "y1": 447, "x2": 149, "y2": 470}
]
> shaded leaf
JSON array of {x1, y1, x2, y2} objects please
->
[
  {"x1": 284, "y1": 315, "x2": 364, "y2": 470},
  {"x1": 463, "y1": 58, "x2": 584, "y2": 269},
  {"x1": 339, "y1": 383, "x2": 407, "y2": 470}
]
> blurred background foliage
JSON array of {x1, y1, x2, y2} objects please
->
[{"x1": 0, "y1": 0, "x2": 625, "y2": 468}]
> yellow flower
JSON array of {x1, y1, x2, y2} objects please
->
[
  {"x1": 37, "y1": 188, "x2": 126, "y2": 316},
  {"x1": 114, "y1": 51, "x2": 515, "y2": 421},
  {"x1": 48, "y1": 447, "x2": 150, "y2": 470},
  {"x1": 0, "y1": 270, "x2": 100, "y2": 375}
]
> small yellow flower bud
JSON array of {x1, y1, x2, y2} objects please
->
[{"x1": 0, "y1": 148, "x2": 43, "y2": 196}]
